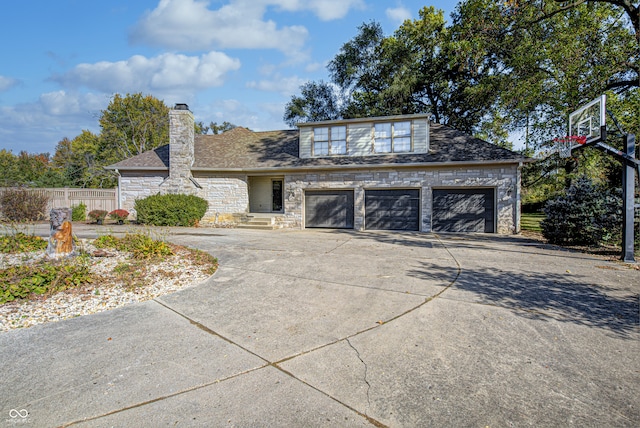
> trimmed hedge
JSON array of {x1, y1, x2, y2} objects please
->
[{"x1": 134, "y1": 194, "x2": 208, "y2": 227}]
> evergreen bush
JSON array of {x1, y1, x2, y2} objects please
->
[
  {"x1": 134, "y1": 194, "x2": 208, "y2": 227},
  {"x1": 541, "y1": 177, "x2": 622, "y2": 246},
  {"x1": 72, "y1": 202, "x2": 87, "y2": 221}
]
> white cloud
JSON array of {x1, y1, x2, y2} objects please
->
[
  {"x1": 130, "y1": 0, "x2": 309, "y2": 54},
  {"x1": 386, "y1": 6, "x2": 411, "y2": 25},
  {"x1": 272, "y1": 0, "x2": 365, "y2": 21},
  {"x1": 0, "y1": 91, "x2": 106, "y2": 153},
  {"x1": 246, "y1": 75, "x2": 306, "y2": 96},
  {"x1": 304, "y1": 62, "x2": 323, "y2": 73},
  {"x1": 0, "y1": 76, "x2": 19, "y2": 92},
  {"x1": 51, "y1": 52, "x2": 241, "y2": 96}
]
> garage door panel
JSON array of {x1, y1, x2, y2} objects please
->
[
  {"x1": 305, "y1": 191, "x2": 354, "y2": 228},
  {"x1": 432, "y1": 189, "x2": 494, "y2": 233},
  {"x1": 365, "y1": 189, "x2": 420, "y2": 231}
]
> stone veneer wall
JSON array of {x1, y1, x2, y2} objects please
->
[
  {"x1": 193, "y1": 174, "x2": 250, "y2": 226},
  {"x1": 119, "y1": 171, "x2": 251, "y2": 225},
  {"x1": 164, "y1": 108, "x2": 197, "y2": 194},
  {"x1": 118, "y1": 172, "x2": 167, "y2": 217},
  {"x1": 284, "y1": 164, "x2": 521, "y2": 234},
  {"x1": 119, "y1": 165, "x2": 521, "y2": 233}
]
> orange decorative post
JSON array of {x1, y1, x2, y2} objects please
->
[{"x1": 47, "y1": 208, "x2": 75, "y2": 258}]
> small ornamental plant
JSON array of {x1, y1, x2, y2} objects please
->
[
  {"x1": 87, "y1": 210, "x2": 108, "y2": 224},
  {"x1": 108, "y1": 209, "x2": 129, "y2": 224}
]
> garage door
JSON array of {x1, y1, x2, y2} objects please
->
[
  {"x1": 432, "y1": 188, "x2": 495, "y2": 233},
  {"x1": 365, "y1": 189, "x2": 420, "y2": 231},
  {"x1": 305, "y1": 190, "x2": 354, "y2": 228}
]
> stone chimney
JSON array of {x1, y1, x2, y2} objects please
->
[{"x1": 163, "y1": 103, "x2": 198, "y2": 193}]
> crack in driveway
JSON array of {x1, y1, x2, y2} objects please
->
[{"x1": 346, "y1": 337, "x2": 372, "y2": 411}]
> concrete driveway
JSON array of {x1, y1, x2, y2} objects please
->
[{"x1": 1, "y1": 227, "x2": 638, "y2": 427}]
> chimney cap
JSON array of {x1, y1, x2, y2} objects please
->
[{"x1": 174, "y1": 103, "x2": 189, "y2": 111}]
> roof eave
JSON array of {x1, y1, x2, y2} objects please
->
[
  {"x1": 104, "y1": 166, "x2": 169, "y2": 171},
  {"x1": 296, "y1": 113, "x2": 431, "y2": 128},
  {"x1": 191, "y1": 158, "x2": 527, "y2": 173}
]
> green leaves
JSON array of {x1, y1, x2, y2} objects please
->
[
  {"x1": 134, "y1": 194, "x2": 208, "y2": 227},
  {"x1": 0, "y1": 260, "x2": 92, "y2": 304},
  {"x1": 94, "y1": 233, "x2": 173, "y2": 260},
  {"x1": 285, "y1": 0, "x2": 637, "y2": 151},
  {"x1": 0, "y1": 232, "x2": 48, "y2": 254},
  {"x1": 98, "y1": 93, "x2": 170, "y2": 164},
  {"x1": 541, "y1": 176, "x2": 623, "y2": 246}
]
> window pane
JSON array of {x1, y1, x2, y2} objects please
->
[
  {"x1": 394, "y1": 136, "x2": 411, "y2": 152},
  {"x1": 314, "y1": 141, "x2": 328, "y2": 155},
  {"x1": 394, "y1": 121, "x2": 411, "y2": 137},
  {"x1": 374, "y1": 123, "x2": 391, "y2": 139},
  {"x1": 314, "y1": 127, "x2": 329, "y2": 141},
  {"x1": 375, "y1": 138, "x2": 391, "y2": 153},
  {"x1": 331, "y1": 139, "x2": 346, "y2": 154},
  {"x1": 331, "y1": 126, "x2": 346, "y2": 141}
]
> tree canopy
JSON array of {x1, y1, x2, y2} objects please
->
[{"x1": 285, "y1": 0, "x2": 638, "y2": 151}]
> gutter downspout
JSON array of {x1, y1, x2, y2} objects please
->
[
  {"x1": 516, "y1": 162, "x2": 523, "y2": 234},
  {"x1": 115, "y1": 169, "x2": 122, "y2": 209}
]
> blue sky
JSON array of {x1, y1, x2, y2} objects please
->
[{"x1": 0, "y1": 0, "x2": 461, "y2": 155}]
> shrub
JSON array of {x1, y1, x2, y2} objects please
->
[
  {"x1": 108, "y1": 209, "x2": 129, "y2": 222},
  {"x1": 134, "y1": 194, "x2": 208, "y2": 227},
  {"x1": 93, "y1": 234, "x2": 121, "y2": 249},
  {"x1": 72, "y1": 203, "x2": 87, "y2": 221},
  {"x1": 87, "y1": 210, "x2": 108, "y2": 223},
  {"x1": 541, "y1": 177, "x2": 622, "y2": 246},
  {"x1": 0, "y1": 259, "x2": 92, "y2": 304},
  {"x1": 121, "y1": 233, "x2": 173, "y2": 259},
  {"x1": 93, "y1": 233, "x2": 173, "y2": 259},
  {"x1": 0, "y1": 188, "x2": 49, "y2": 222},
  {"x1": 0, "y1": 232, "x2": 48, "y2": 253}
]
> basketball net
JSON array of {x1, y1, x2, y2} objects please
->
[{"x1": 553, "y1": 135, "x2": 587, "y2": 158}]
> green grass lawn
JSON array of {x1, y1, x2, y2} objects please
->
[{"x1": 521, "y1": 213, "x2": 544, "y2": 233}]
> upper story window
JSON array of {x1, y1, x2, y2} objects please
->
[
  {"x1": 374, "y1": 121, "x2": 412, "y2": 153},
  {"x1": 313, "y1": 125, "x2": 347, "y2": 156}
]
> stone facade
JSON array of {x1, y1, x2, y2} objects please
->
[
  {"x1": 283, "y1": 165, "x2": 521, "y2": 234},
  {"x1": 112, "y1": 107, "x2": 523, "y2": 234},
  {"x1": 118, "y1": 165, "x2": 521, "y2": 232},
  {"x1": 163, "y1": 106, "x2": 198, "y2": 194},
  {"x1": 118, "y1": 172, "x2": 167, "y2": 217}
]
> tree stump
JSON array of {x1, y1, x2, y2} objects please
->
[{"x1": 47, "y1": 208, "x2": 74, "y2": 258}]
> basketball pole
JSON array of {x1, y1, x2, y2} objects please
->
[
  {"x1": 622, "y1": 134, "x2": 636, "y2": 263},
  {"x1": 573, "y1": 129, "x2": 639, "y2": 263}
]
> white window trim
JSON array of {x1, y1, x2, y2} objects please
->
[
  {"x1": 312, "y1": 125, "x2": 348, "y2": 156},
  {"x1": 373, "y1": 121, "x2": 413, "y2": 154}
]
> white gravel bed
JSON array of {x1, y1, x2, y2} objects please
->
[{"x1": 0, "y1": 240, "x2": 215, "y2": 332}]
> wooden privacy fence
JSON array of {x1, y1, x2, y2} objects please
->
[{"x1": 0, "y1": 187, "x2": 118, "y2": 218}]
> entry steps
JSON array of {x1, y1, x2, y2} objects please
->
[{"x1": 236, "y1": 214, "x2": 282, "y2": 230}]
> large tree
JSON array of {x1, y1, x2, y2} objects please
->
[
  {"x1": 467, "y1": 0, "x2": 639, "y2": 147},
  {"x1": 286, "y1": 1, "x2": 637, "y2": 150},
  {"x1": 284, "y1": 9, "x2": 514, "y2": 142},
  {"x1": 97, "y1": 93, "x2": 170, "y2": 165}
]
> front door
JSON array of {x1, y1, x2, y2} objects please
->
[
  {"x1": 249, "y1": 177, "x2": 284, "y2": 213},
  {"x1": 272, "y1": 180, "x2": 283, "y2": 211}
]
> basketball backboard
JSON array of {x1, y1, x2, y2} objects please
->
[{"x1": 569, "y1": 95, "x2": 606, "y2": 144}]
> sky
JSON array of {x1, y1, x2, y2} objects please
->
[{"x1": 0, "y1": 0, "x2": 461, "y2": 155}]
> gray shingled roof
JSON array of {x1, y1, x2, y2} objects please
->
[{"x1": 107, "y1": 123, "x2": 527, "y2": 171}]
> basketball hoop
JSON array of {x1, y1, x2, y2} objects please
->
[{"x1": 553, "y1": 135, "x2": 587, "y2": 158}]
